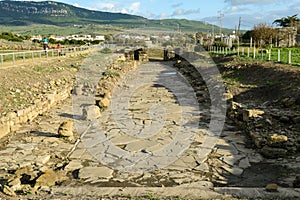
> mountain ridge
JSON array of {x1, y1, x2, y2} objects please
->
[
  {"x1": 0, "y1": 0, "x2": 145, "y2": 26},
  {"x1": 0, "y1": 0, "x2": 233, "y2": 34}
]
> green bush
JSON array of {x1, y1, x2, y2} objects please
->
[
  {"x1": 100, "y1": 47, "x2": 112, "y2": 54},
  {"x1": 0, "y1": 32, "x2": 24, "y2": 42}
]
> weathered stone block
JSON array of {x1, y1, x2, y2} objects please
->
[
  {"x1": 47, "y1": 93, "x2": 56, "y2": 105},
  {"x1": 0, "y1": 122, "x2": 10, "y2": 139},
  {"x1": 266, "y1": 183, "x2": 278, "y2": 192},
  {"x1": 58, "y1": 120, "x2": 74, "y2": 138},
  {"x1": 97, "y1": 97, "x2": 110, "y2": 108},
  {"x1": 268, "y1": 134, "x2": 288, "y2": 146},
  {"x1": 243, "y1": 109, "x2": 264, "y2": 121},
  {"x1": 82, "y1": 105, "x2": 101, "y2": 120},
  {"x1": 249, "y1": 131, "x2": 265, "y2": 148}
]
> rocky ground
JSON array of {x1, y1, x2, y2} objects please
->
[
  {"x1": 0, "y1": 49, "x2": 300, "y2": 199},
  {"x1": 215, "y1": 55, "x2": 300, "y2": 159}
]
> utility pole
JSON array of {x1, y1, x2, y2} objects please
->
[
  {"x1": 237, "y1": 17, "x2": 241, "y2": 39},
  {"x1": 212, "y1": 24, "x2": 214, "y2": 36},
  {"x1": 218, "y1": 10, "x2": 223, "y2": 40},
  {"x1": 237, "y1": 17, "x2": 241, "y2": 47}
]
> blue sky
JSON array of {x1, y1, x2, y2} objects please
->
[{"x1": 15, "y1": 0, "x2": 300, "y2": 29}]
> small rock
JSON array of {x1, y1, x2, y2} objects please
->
[
  {"x1": 293, "y1": 175, "x2": 300, "y2": 188},
  {"x1": 79, "y1": 166, "x2": 114, "y2": 181},
  {"x1": 36, "y1": 155, "x2": 51, "y2": 165},
  {"x1": 261, "y1": 146, "x2": 287, "y2": 158},
  {"x1": 266, "y1": 183, "x2": 278, "y2": 192},
  {"x1": 3, "y1": 185, "x2": 16, "y2": 196},
  {"x1": 265, "y1": 118, "x2": 272, "y2": 126},
  {"x1": 282, "y1": 98, "x2": 296, "y2": 107},
  {"x1": 82, "y1": 105, "x2": 101, "y2": 120},
  {"x1": 268, "y1": 134, "x2": 288, "y2": 146},
  {"x1": 243, "y1": 109, "x2": 264, "y2": 121},
  {"x1": 58, "y1": 120, "x2": 74, "y2": 138},
  {"x1": 221, "y1": 166, "x2": 244, "y2": 176},
  {"x1": 238, "y1": 157, "x2": 251, "y2": 169},
  {"x1": 195, "y1": 163, "x2": 210, "y2": 173},
  {"x1": 143, "y1": 119, "x2": 152, "y2": 126},
  {"x1": 250, "y1": 131, "x2": 265, "y2": 148},
  {"x1": 224, "y1": 92, "x2": 233, "y2": 100},
  {"x1": 292, "y1": 116, "x2": 300, "y2": 124},
  {"x1": 73, "y1": 85, "x2": 83, "y2": 95},
  {"x1": 97, "y1": 97, "x2": 110, "y2": 108},
  {"x1": 231, "y1": 101, "x2": 243, "y2": 110},
  {"x1": 64, "y1": 160, "x2": 83, "y2": 172},
  {"x1": 8, "y1": 178, "x2": 22, "y2": 191},
  {"x1": 279, "y1": 116, "x2": 290, "y2": 123},
  {"x1": 35, "y1": 169, "x2": 68, "y2": 188},
  {"x1": 39, "y1": 185, "x2": 51, "y2": 193}
]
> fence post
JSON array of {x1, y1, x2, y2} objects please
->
[
  {"x1": 261, "y1": 49, "x2": 263, "y2": 60},
  {"x1": 253, "y1": 47, "x2": 256, "y2": 59},
  {"x1": 268, "y1": 49, "x2": 271, "y2": 61},
  {"x1": 13, "y1": 53, "x2": 15, "y2": 63},
  {"x1": 288, "y1": 50, "x2": 292, "y2": 64},
  {"x1": 278, "y1": 49, "x2": 280, "y2": 62},
  {"x1": 247, "y1": 48, "x2": 250, "y2": 57},
  {"x1": 242, "y1": 48, "x2": 244, "y2": 56}
]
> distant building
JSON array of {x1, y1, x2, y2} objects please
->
[
  {"x1": 31, "y1": 35, "x2": 43, "y2": 41},
  {"x1": 32, "y1": 34, "x2": 106, "y2": 42},
  {"x1": 95, "y1": 35, "x2": 105, "y2": 41}
]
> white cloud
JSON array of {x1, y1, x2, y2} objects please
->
[
  {"x1": 172, "y1": 8, "x2": 200, "y2": 16},
  {"x1": 229, "y1": 6, "x2": 239, "y2": 12},
  {"x1": 120, "y1": 8, "x2": 128, "y2": 14},
  {"x1": 172, "y1": 3, "x2": 183, "y2": 8},
  {"x1": 93, "y1": 2, "x2": 140, "y2": 14},
  {"x1": 129, "y1": 2, "x2": 140, "y2": 13},
  {"x1": 159, "y1": 13, "x2": 169, "y2": 19},
  {"x1": 173, "y1": 9, "x2": 184, "y2": 15},
  {"x1": 96, "y1": 3, "x2": 116, "y2": 11},
  {"x1": 224, "y1": 0, "x2": 277, "y2": 5}
]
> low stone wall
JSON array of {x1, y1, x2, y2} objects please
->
[
  {"x1": 0, "y1": 53, "x2": 145, "y2": 140},
  {"x1": 228, "y1": 99, "x2": 300, "y2": 158},
  {"x1": 0, "y1": 84, "x2": 73, "y2": 139}
]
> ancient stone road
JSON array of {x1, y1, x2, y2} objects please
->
[{"x1": 1, "y1": 59, "x2": 300, "y2": 199}]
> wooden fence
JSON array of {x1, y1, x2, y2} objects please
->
[
  {"x1": 0, "y1": 46, "x2": 91, "y2": 67},
  {"x1": 208, "y1": 46, "x2": 300, "y2": 65}
]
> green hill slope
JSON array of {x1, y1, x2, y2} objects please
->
[{"x1": 0, "y1": 0, "x2": 233, "y2": 34}]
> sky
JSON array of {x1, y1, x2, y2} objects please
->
[{"x1": 11, "y1": 0, "x2": 300, "y2": 30}]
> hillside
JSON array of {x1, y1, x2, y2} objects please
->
[
  {"x1": 0, "y1": 0, "x2": 233, "y2": 34},
  {"x1": 0, "y1": 0, "x2": 145, "y2": 26}
]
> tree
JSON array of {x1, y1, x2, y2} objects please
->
[
  {"x1": 273, "y1": 14, "x2": 299, "y2": 28},
  {"x1": 251, "y1": 23, "x2": 276, "y2": 47}
]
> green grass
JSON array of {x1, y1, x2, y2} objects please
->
[
  {"x1": 0, "y1": 24, "x2": 125, "y2": 36},
  {"x1": 33, "y1": 65, "x2": 56, "y2": 72},
  {"x1": 102, "y1": 70, "x2": 120, "y2": 78}
]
